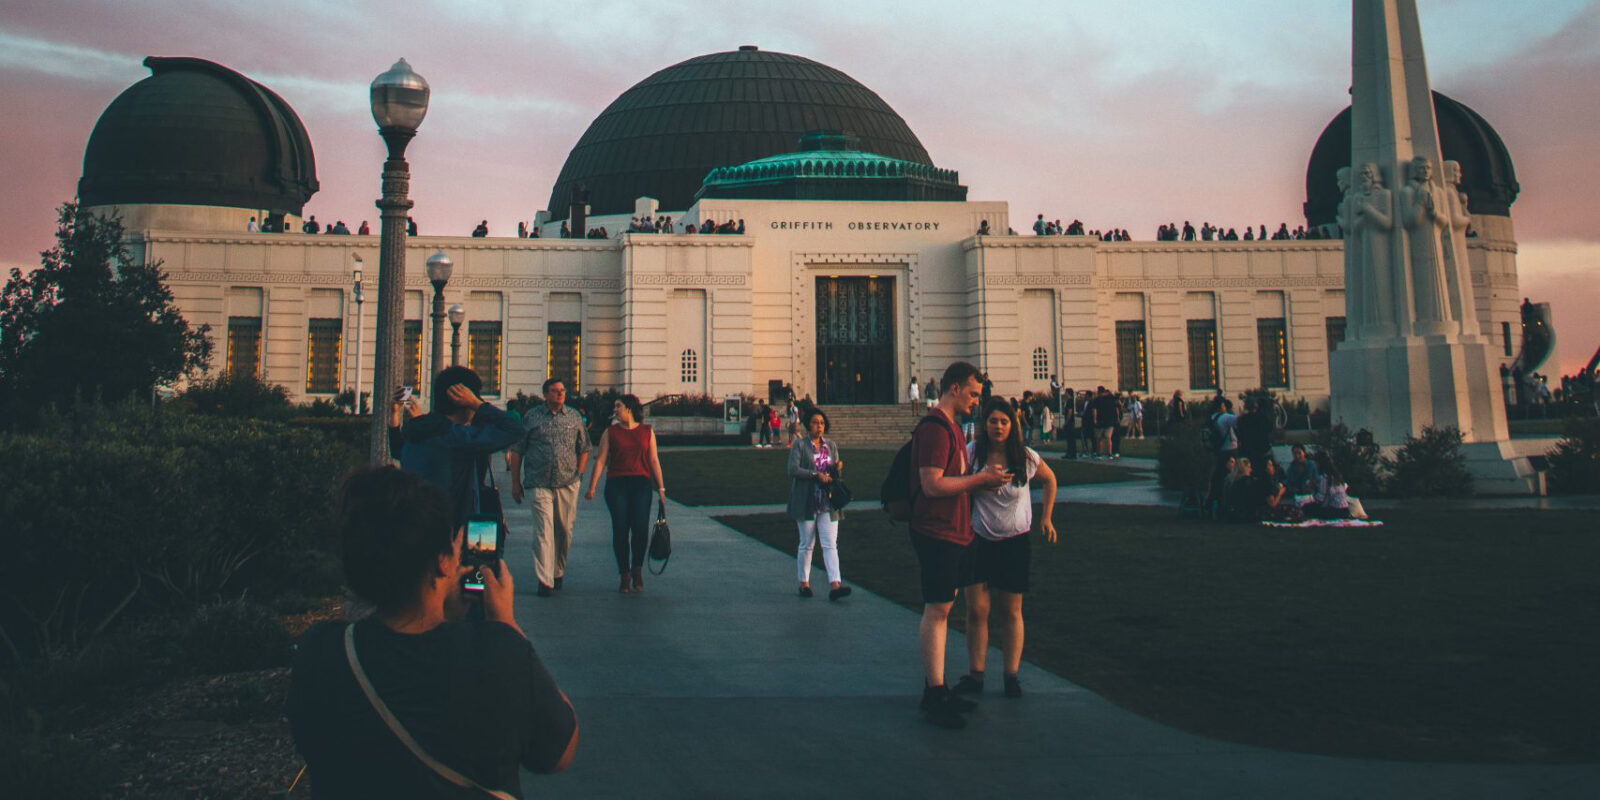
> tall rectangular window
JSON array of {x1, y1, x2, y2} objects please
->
[
  {"x1": 226, "y1": 316, "x2": 262, "y2": 381},
  {"x1": 1115, "y1": 321, "x2": 1148, "y2": 392},
  {"x1": 1325, "y1": 316, "x2": 1347, "y2": 359},
  {"x1": 306, "y1": 318, "x2": 342, "y2": 394},
  {"x1": 547, "y1": 322, "x2": 581, "y2": 393},
  {"x1": 468, "y1": 321, "x2": 503, "y2": 395},
  {"x1": 403, "y1": 320, "x2": 423, "y2": 389},
  {"x1": 1257, "y1": 318, "x2": 1289, "y2": 389},
  {"x1": 1186, "y1": 319, "x2": 1219, "y2": 390},
  {"x1": 1502, "y1": 321, "x2": 1514, "y2": 357}
]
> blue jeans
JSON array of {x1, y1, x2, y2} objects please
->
[{"x1": 604, "y1": 476, "x2": 654, "y2": 573}]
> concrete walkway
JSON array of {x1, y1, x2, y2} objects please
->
[{"x1": 493, "y1": 466, "x2": 1600, "y2": 799}]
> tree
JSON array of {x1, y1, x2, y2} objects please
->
[{"x1": 0, "y1": 203, "x2": 211, "y2": 417}]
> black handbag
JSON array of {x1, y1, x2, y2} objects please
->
[
  {"x1": 826, "y1": 469, "x2": 853, "y2": 511},
  {"x1": 647, "y1": 506, "x2": 672, "y2": 575}
]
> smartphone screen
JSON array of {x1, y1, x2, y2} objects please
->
[{"x1": 463, "y1": 518, "x2": 499, "y2": 593}]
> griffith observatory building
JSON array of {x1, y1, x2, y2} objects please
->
[{"x1": 75, "y1": 47, "x2": 1524, "y2": 409}]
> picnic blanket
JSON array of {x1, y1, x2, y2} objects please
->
[{"x1": 1262, "y1": 518, "x2": 1384, "y2": 529}]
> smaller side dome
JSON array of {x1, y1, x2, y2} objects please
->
[
  {"x1": 1304, "y1": 91, "x2": 1518, "y2": 229},
  {"x1": 79, "y1": 57, "x2": 318, "y2": 215}
]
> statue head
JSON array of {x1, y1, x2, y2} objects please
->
[
  {"x1": 1336, "y1": 166, "x2": 1352, "y2": 194},
  {"x1": 1443, "y1": 159, "x2": 1463, "y2": 186},
  {"x1": 1359, "y1": 162, "x2": 1383, "y2": 190},
  {"x1": 1409, "y1": 156, "x2": 1434, "y2": 182}
]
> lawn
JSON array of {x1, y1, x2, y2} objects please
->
[
  {"x1": 714, "y1": 504, "x2": 1600, "y2": 763},
  {"x1": 659, "y1": 447, "x2": 1147, "y2": 506}
]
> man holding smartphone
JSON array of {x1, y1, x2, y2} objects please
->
[{"x1": 399, "y1": 366, "x2": 524, "y2": 529}]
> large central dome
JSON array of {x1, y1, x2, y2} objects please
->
[{"x1": 546, "y1": 47, "x2": 933, "y2": 220}]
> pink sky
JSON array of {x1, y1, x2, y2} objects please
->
[{"x1": 2, "y1": 1, "x2": 1596, "y2": 375}]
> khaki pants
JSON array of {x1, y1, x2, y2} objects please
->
[{"x1": 529, "y1": 482, "x2": 580, "y2": 587}]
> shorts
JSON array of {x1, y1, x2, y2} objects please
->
[
  {"x1": 1096, "y1": 426, "x2": 1114, "y2": 441},
  {"x1": 909, "y1": 531, "x2": 976, "y2": 604},
  {"x1": 971, "y1": 534, "x2": 1030, "y2": 595}
]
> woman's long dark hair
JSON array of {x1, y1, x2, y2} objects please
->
[{"x1": 973, "y1": 398, "x2": 1028, "y2": 487}]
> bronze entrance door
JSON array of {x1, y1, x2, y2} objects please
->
[{"x1": 815, "y1": 276, "x2": 896, "y2": 405}]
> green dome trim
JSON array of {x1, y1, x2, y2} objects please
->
[{"x1": 697, "y1": 130, "x2": 965, "y2": 202}]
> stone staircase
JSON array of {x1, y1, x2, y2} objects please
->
[{"x1": 812, "y1": 403, "x2": 928, "y2": 449}]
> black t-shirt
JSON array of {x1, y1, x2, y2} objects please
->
[{"x1": 288, "y1": 619, "x2": 575, "y2": 799}]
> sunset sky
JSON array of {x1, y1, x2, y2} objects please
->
[{"x1": 2, "y1": 0, "x2": 1595, "y2": 374}]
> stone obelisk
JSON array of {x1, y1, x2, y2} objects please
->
[{"x1": 1329, "y1": 0, "x2": 1509, "y2": 449}]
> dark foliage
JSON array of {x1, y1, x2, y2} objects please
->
[
  {"x1": 181, "y1": 600, "x2": 292, "y2": 674},
  {"x1": 1311, "y1": 423, "x2": 1383, "y2": 498},
  {"x1": 0, "y1": 402, "x2": 360, "y2": 662},
  {"x1": 177, "y1": 374, "x2": 292, "y2": 419},
  {"x1": 1546, "y1": 416, "x2": 1600, "y2": 494},
  {"x1": 1383, "y1": 425, "x2": 1473, "y2": 498},
  {"x1": 0, "y1": 204, "x2": 211, "y2": 420}
]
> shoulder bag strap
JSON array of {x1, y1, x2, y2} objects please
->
[{"x1": 343, "y1": 625, "x2": 516, "y2": 800}]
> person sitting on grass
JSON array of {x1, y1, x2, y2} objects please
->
[
  {"x1": 288, "y1": 467, "x2": 577, "y2": 798},
  {"x1": 1256, "y1": 458, "x2": 1302, "y2": 522},
  {"x1": 1206, "y1": 453, "x2": 1238, "y2": 521},
  {"x1": 1305, "y1": 452, "x2": 1352, "y2": 519},
  {"x1": 1223, "y1": 458, "x2": 1266, "y2": 523},
  {"x1": 951, "y1": 399, "x2": 1058, "y2": 700},
  {"x1": 1283, "y1": 443, "x2": 1321, "y2": 497}
]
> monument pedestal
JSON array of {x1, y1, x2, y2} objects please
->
[{"x1": 1331, "y1": 334, "x2": 1536, "y2": 492}]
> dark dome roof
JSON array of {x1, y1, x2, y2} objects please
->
[
  {"x1": 547, "y1": 47, "x2": 932, "y2": 219},
  {"x1": 79, "y1": 57, "x2": 318, "y2": 215},
  {"x1": 1304, "y1": 91, "x2": 1518, "y2": 228}
]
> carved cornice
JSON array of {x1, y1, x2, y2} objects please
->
[
  {"x1": 1099, "y1": 275, "x2": 1343, "y2": 290},
  {"x1": 623, "y1": 236, "x2": 754, "y2": 248},
  {"x1": 132, "y1": 231, "x2": 621, "y2": 252},
  {"x1": 797, "y1": 252, "x2": 916, "y2": 266},
  {"x1": 633, "y1": 273, "x2": 747, "y2": 286},
  {"x1": 169, "y1": 271, "x2": 620, "y2": 290},
  {"x1": 984, "y1": 273, "x2": 1093, "y2": 287},
  {"x1": 964, "y1": 236, "x2": 1343, "y2": 254}
]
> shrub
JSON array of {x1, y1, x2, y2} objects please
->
[
  {"x1": 181, "y1": 600, "x2": 291, "y2": 674},
  {"x1": 0, "y1": 402, "x2": 359, "y2": 659},
  {"x1": 177, "y1": 374, "x2": 292, "y2": 419},
  {"x1": 1547, "y1": 416, "x2": 1600, "y2": 494},
  {"x1": 1157, "y1": 420, "x2": 1213, "y2": 492},
  {"x1": 1382, "y1": 425, "x2": 1473, "y2": 497},
  {"x1": 1312, "y1": 423, "x2": 1383, "y2": 498},
  {"x1": 0, "y1": 730, "x2": 118, "y2": 799},
  {"x1": 646, "y1": 393, "x2": 727, "y2": 417}
]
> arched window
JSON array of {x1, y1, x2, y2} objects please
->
[
  {"x1": 681, "y1": 348, "x2": 699, "y2": 384},
  {"x1": 1032, "y1": 347, "x2": 1050, "y2": 381}
]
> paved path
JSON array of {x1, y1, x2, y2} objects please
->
[{"x1": 492, "y1": 466, "x2": 1600, "y2": 799}]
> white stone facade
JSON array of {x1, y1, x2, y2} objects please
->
[{"x1": 117, "y1": 196, "x2": 1520, "y2": 411}]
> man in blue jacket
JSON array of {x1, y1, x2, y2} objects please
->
[{"x1": 399, "y1": 366, "x2": 525, "y2": 528}]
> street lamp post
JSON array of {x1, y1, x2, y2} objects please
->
[
  {"x1": 366, "y1": 58, "x2": 429, "y2": 464},
  {"x1": 351, "y1": 256, "x2": 365, "y2": 414},
  {"x1": 426, "y1": 250, "x2": 453, "y2": 382},
  {"x1": 448, "y1": 304, "x2": 466, "y2": 367}
]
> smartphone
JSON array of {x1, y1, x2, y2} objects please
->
[
  {"x1": 399, "y1": 385, "x2": 414, "y2": 404},
  {"x1": 461, "y1": 515, "x2": 502, "y2": 594}
]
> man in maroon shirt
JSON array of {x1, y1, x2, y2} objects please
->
[{"x1": 911, "y1": 361, "x2": 1013, "y2": 729}]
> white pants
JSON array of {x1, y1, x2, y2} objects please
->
[
  {"x1": 796, "y1": 513, "x2": 841, "y2": 585},
  {"x1": 529, "y1": 482, "x2": 580, "y2": 588}
]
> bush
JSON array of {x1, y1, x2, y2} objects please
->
[
  {"x1": 176, "y1": 374, "x2": 292, "y2": 419},
  {"x1": 0, "y1": 730, "x2": 118, "y2": 799},
  {"x1": 0, "y1": 401, "x2": 359, "y2": 660},
  {"x1": 181, "y1": 600, "x2": 291, "y2": 674},
  {"x1": 1312, "y1": 424, "x2": 1383, "y2": 498},
  {"x1": 1157, "y1": 420, "x2": 1213, "y2": 492},
  {"x1": 1547, "y1": 416, "x2": 1600, "y2": 494},
  {"x1": 647, "y1": 393, "x2": 727, "y2": 417},
  {"x1": 1383, "y1": 425, "x2": 1473, "y2": 498}
]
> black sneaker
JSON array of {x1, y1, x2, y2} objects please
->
[
  {"x1": 828, "y1": 586, "x2": 852, "y2": 601},
  {"x1": 553, "y1": 576, "x2": 564, "y2": 590},
  {"x1": 536, "y1": 583, "x2": 553, "y2": 597},
  {"x1": 1004, "y1": 675, "x2": 1023, "y2": 698},
  {"x1": 951, "y1": 674, "x2": 984, "y2": 696},
  {"x1": 919, "y1": 687, "x2": 968, "y2": 730}
]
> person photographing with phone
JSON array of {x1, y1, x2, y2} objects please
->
[{"x1": 289, "y1": 467, "x2": 578, "y2": 797}]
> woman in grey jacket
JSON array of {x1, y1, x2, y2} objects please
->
[{"x1": 786, "y1": 409, "x2": 852, "y2": 600}]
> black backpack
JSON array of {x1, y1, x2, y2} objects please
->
[
  {"x1": 881, "y1": 417, "x2": 944, "y2": 523},
  {"x1": 1201, "y1": 412, "x2": 1224, "y2": 452}
]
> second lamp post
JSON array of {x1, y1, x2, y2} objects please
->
[{"x1": 426, "y1": 250, "x2": 453, "y2": 381}]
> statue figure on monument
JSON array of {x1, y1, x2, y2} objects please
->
[
  {"x1": 1335, "y1": 167, "x2": 1364, "y2": 338},
  {"x1": 1349, "y1": 162, "x2": 1394, "y2": 337},
  {"x1": 1440, "y1": 159, "x2": 1478, "y2": 330},
  {"x1": 1399, "y1": 156, "x2": 1455, "y2": 333}
]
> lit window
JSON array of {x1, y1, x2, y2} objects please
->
[
  {"x1": 1186, "y1": 319, "x2": 1218, "y2": 390},
  {"x1": 1115, "y1": 321, "x2": 1148, "y2": 392},
  {"x1": 226, "y1": 316, "x2": 262, "y2": 381},
  {"x1": 306, "y1": 318, "x2": 342, "y2": 394},
  {"x1": 1257, "y1": 318, "x2": 1289, "y2": 389},
  {"x1": 468, "y1": 321, "x2": 503, "y2": 395}
]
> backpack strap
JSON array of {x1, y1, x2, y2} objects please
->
[{"x1": 344, "y1": 625, "x2": 516, "y2": 800}]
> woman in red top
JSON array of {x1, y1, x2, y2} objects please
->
[{"x1": 585, "y1": 394, "x2": 667, "y2": 594}]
